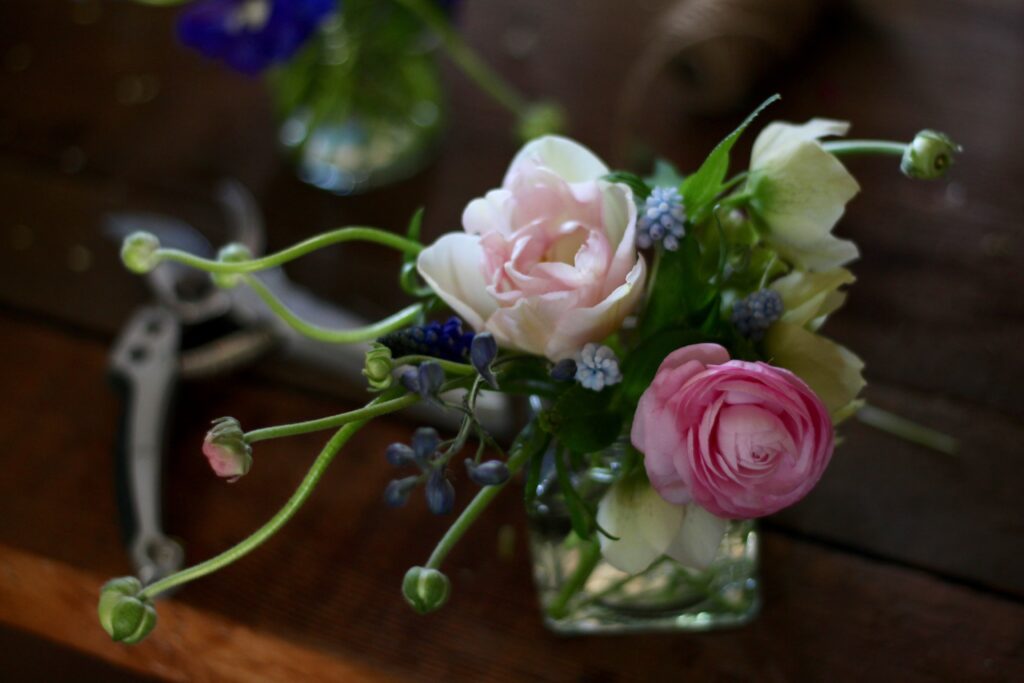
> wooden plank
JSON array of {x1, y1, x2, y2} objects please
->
[
  {"x1": 0, "y1": 543, "x2": 397, "y2": 683},
  {"x1": 0, "y1": 0, "x2": 1023, "y2": 623},
  {"x1": 0, "y1": 316, "x2": 1022, "y2": 681}
]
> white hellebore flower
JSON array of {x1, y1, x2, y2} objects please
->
[
  {"x1": 748, "y1": 119, "x2": 861, "y2": 271},
  {"x1": 597, "y1": 477, "x2": 728, "y2": 575},
  {"x1": 416, "y1": 136, "x2": 646, "y2": 361},
  {"x1": 766, "y1": 268, "x2": 866, "y2": 420}
]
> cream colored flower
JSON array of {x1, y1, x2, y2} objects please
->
[
  {"x1": 596, "y1": 477, "x2": 727, "y2": 574},
  {"x1": 766, "y1": 268, "x2": 866, "y2": 419},
  {"x1": 417, "y1": 136, "x2": 645, "y2": 361},
  {"x1": 748, "y1": 119, "x2": 860, "y2": 271}
]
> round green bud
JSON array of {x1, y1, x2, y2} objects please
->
[
  {"x1": 402, "y1": 566, "x2": 450, "y2": 615},
  {"x1": 362, "y1": 343, "x2": 395, "y2": 392},
  {"x1": 121, "y1": 231, "x2": 161, "y2": 274},
  {"x1": 212, "y1": 242, "x2": 253, "y2": 289},
  {"x1": 900, "y1": 130, "x2": 960, "y2": 180},
  {"x1": 98, "y1": 576, "x2": 157, "y2": 644},
  {"x1": 203, "y1": 416, "x2": 253, "y2": 481},
  {"x1": 517, "y1": 102, "x2": 567, "y2": 142}
]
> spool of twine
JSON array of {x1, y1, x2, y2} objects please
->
[{"x1": 618, "y1": 0, "x2": 826, "y2": 148}]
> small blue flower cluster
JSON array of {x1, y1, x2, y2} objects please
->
[
  {"x1": 384, "y1": 426, "x2": 509, "y2": 515},
  {"x1": 385, "y1": 427, "x2": 455, "y2": 515},
  {"x1": 575, "y1": 343, "x2": 622, "y2": 392},
  {"x1": 731, "y1": 289, "x2": 784, "y2": 341},
  {"x1": 637, "y1": 186, "x2": 686, "y2": 251},
  {"x1": 379, "y1": 317, "x2": 475, "y2": 363},
  {"x1": 177, "y1": 0, "x2": 337, "y2": 75}
]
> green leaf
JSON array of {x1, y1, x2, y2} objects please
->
[
  {"x1": 523, "y1": 447, "x2": 545, "y2": 503},
  {"x1": 495, "y1": 357, "x2": 560, "y2": 397},
  {"x1": 548, "y1": 385, "x2": 623, "y2": 454},
  {"x1": 680, "y1": 94, "x2": 780, "y2": 217},
  {"x1": 619, "y1": 327, "x2": 711, "y2": 407},
  {"x1": 602, "y1": 172, "x2": 652, "y2": 200},
  {"x1": 637, "y1": 233, "x2": 719, "y2": 338},
  {"x1": 645, "y1": 159, "x2": 686, "y2": 189},
  {"x1": 552, "y1": 444, "x2": 593, "y2": 539},
  {"x1": 406, "y1": 207, "x2": 424, "y2": 244}
]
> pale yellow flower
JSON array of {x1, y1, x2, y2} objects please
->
[{"x1": 766, "y1": 268, "x2": 866, "y2": 419}]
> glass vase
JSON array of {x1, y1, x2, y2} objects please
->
[
  {"x1": 268, "y1": 7, "x2": 445, "y2": 195},
  {"x1": 526, "y1": 437, "x2": 761, "y2": 634}
]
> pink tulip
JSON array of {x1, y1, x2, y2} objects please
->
[{"x1": 416, "y1": 136, "x2": 645, "y2": 361}]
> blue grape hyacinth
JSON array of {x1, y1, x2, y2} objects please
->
[
  {"x1": 637, "y1": 186, "x2": 686, "y2": 251},
  {"x1": 731, "y1": 289, "x2": 784, "y2": 341},
  {"x1": 378, "y1": 317, "x2": 475, "y2": 363},
  {"x1": 177, "y1": 0, "x2": 337, "y2": 75}
]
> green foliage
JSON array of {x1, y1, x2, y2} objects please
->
[
  {"x1": 619, "y1": 328, "x2": 710, "y2": 407},
  {"x1": 637, "y1": 232, "x2": 722, "y2": 340},
  {"x1": 679, "y1": 94, "x2": 780, "y2": 220},
  {"x1": 602, "y1": 172, "x2": 652, "y2": 200},
  {"x1": 645, "y1": 159, "x2": 686, "y2": 189},
  {"x1": 552, "y1": 444, "x2": 594, "y2": 539},
  {"x1": 494, "y1": 357, "x2": 560, "y2": 397},
  {"x1": 545, "y1": 384, "x2": 623, "y2": 455}
]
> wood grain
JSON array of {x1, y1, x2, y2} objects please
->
[
  {"x1": 0, "y1": 0, "x2": 1022, "y2": 595},
  {"x1": 0, "y1": 0, "x2": 1022, "y2": 678},
  {"x1": 0, "y1": 317, "x2": 1022, "y2": 681},
  {"x1": 0, "y1": 543, "x2": 397, "y2": 683}
]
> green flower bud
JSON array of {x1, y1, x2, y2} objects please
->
[
  {"x1": 120, "y1": 231, "x2": 161, "y2": 274},
  {"x1": 98, "y1": 577, "x2": 157, "y2": 645},
  {"x1": 517, "y1": 102, "x2": 567, "y2": 142},
  {"x1": 900, "y1": 130, "x2": 960, "y2": 180},
  {"x1": 203, "y1": 416, "x2": 252, "y2": 482},
  {"x1": 212, "y1": 242, "x2": 253, "y2": 289},
  {"x1": 402, "y1": 566, "x2": 450, "y2": 614},
  {"x1": 362, "y1": 343, "x2": 394, "y2": 392}
]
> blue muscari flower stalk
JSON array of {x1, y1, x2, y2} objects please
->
[
  {"x1": 469, "y1": 332, "x2": 498, "y2": 389},
  {"x1": 177, "y1": 0, "x2": 337, "y2": 75},
  {"x1": 550, "y1": 358, "x2": 577, "y2": 382},
  {"x1": 575, "y1": 344, "x2": 622, "y2": 392},
  {"x1": 384, "y1": 427, "x2": 456, "y2": 514},
  {"x1": 379, "y1": 317, "x2": 475, "y2": 363},
  {"x1": 400, "y1": 361, "x2": 445, "y2": 401},
  {"x1": 637, "y1": 186, "x2": 686, "y2": 251},
  {"x1": 425, "y1": 469, "x2": 455, "y2": 515},
  {"x1": 731, "y1": 289, "x2": 784, "y2": 341},
  {"x1": 464, "y1": 458, "x2": 509, "y2": 486}
]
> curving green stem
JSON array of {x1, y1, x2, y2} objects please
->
[
  {"x1": 425, "y1": 428, "x2": 548, "y2": 570},
  {"x1": 245, "y1": 393, "x2": 421, "y2": 444},
  {"x1": 155, "y1": 227, "x2": 423, "y2": 274},
  {"x1": 857, "y1": 403, "x2": 958, "y2": 455},
  {"x1": 139, "y1": 394, "x2": 404, "y2": 600},
  {"x1": 547, "y1": 538, "x2": 602, "y2": 619},
  {"x1": 242, "y1": 274, "x2": 424, "y2": 344},
  {"x1": 822, "y1": 140, "x2": 907, "y2": 157},
  {"x1": 243, "y1": 376, "x2": 472, "y2": 445},
  {"x1": 392, "y1": 355, "x2": 476, "y2": 376},
  {"x1": 395, "y1": 0, "x2": 529, "y2": 118}
]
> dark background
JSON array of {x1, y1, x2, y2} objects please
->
[{"x1": 0, "y1": 0, "x2": 1021, "y2": 680}]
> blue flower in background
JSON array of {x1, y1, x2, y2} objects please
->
[{"x1": 177, "y1": 0, "x2": 338, "y2": 74}]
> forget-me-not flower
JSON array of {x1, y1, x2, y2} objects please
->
[{"x1": 575, "y1": 343, "x2": 622, "y2": 392}]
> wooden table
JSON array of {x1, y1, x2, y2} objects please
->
[{"x1": 0, "y1": 0, "x2": 1021, "y2": 680}]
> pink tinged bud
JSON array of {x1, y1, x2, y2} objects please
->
[{"x1": 202, "y1": 417, "x2": 252, "y2": 482}]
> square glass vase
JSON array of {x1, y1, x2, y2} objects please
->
[{"x1": 526, "y1": 441, "x2": 760, "y2": 634}]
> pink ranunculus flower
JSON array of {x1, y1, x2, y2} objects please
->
[
  {"x1": 631, "y1": 344, "x2": 834, "y2": 518},
  {"x1": 416, "y1": 136, "x2": 646, "y2": 361}
]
